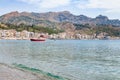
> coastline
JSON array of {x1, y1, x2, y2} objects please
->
[
  {"x1": 0, "y1": 63, "x2": 67, "y2": 80},
  {"x1": 0, "y1": 30, "x2": 120, "y2": 40}
]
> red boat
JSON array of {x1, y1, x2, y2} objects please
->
[
  {"x1": 30, "y1": 39, "x2": 45, "y2": 41},
  {"x1": 30, "y1": 35, "x2": 46, "y2": 42}
]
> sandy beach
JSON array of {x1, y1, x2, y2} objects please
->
[{"x1": 0, "y1": 63, "x2": 58, "y2": 80}]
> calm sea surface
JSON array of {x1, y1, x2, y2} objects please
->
[{"x1": 0, "y1": 40, "x2": 120, "y2": 80}]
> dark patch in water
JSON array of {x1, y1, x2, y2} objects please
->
[{"x1": 13, "y1": 63, "x2": 69, "y2": 80}]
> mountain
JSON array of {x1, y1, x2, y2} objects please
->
[
  {"x1": 0, "y1": 11, "x2": 56, "y2": 27},
  {"x1": 0, "y1": 11, "x2": 120, "y2": 26}
]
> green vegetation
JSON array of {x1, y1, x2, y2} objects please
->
[
  {"x1": 13, "y1": 64, "x2": 69, "y2": 80},
  {"x1": 0, "y1": 23, "x2": 63, "y2": 34},
  {"x1": 74, "y1": 23, "x2": 91, "y2": 29},
  {"x1": 0, "y1": 22, "x2": 120, "y2": 37},
  {"x1": 74, "y1": 24, "x2": 120, "y2": 37},
  {"x1": 93, "y1": 26, "x2": 120, "y2": 37}
]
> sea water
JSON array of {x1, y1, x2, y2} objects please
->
[{"x1": 0, "y1": 40, "x2": 120, "y2": 80}]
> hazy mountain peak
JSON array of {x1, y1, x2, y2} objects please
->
[
  {"x1": 1, "y1": 11, "x2": 20, "y2": 21},
  {"x1": 78, "y1": 15, "x2": 90, "y2": 19},
  {"x1": 95, "y1": 15, "x2": 108, "y2": 20},
  {"x1": 6, "y1": 11, "x2": 19, "y2": 16},
  {"x1": 20, "y1": 11, "x2": 30, "y2": 14},
  {"x1": 59, "y1": 11, "x2": 70, "y2": 14},
  {"x1": 20, "y1": 12, "x2": 31, "y2": 16}
]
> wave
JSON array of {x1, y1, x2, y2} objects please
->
[{"x1": 13, "y1": 63, "x2": 70, "y2": 80}]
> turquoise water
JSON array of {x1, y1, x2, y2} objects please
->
[{"x1": 0, "y1": 40, "x2": 120, "y2": 80}]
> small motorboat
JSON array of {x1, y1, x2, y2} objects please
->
[
  {"x1": 30, "y1": 34, "x2": 46, "y2": 42},
  {"x1": 30, "y1": 38, "x2": 45, "y2": 41}
]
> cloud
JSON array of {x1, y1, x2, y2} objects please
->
[
  {"x1": 40, "y1": 0, "x2": 70, "y2": 8},
  {"x1": 17, "y1": 0, "x2": 120, "y2": 14},
  {"x1": 87, "y1": 0, "x2": 120, "y2": 9},
  {"x1": 77, "y1": 0, "x2": 120, "y2": 13},
  {"x1": 19, "y1": 0, "x2": 70, "y2": 8},
  {"x1": 19, "y1": 0, "x2": 40, "y2": 4}
]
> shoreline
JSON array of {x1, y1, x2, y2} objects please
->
[
  {"x1": 0, "y1": 63, "x2": 67, "y2": 80},
  {"x1": 0, "y1": 38, "x2": 120, "y2": 40}
]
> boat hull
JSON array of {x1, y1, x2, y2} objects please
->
[{"x1": 30, "y1": 39, "x2": 45, "y2": 41}]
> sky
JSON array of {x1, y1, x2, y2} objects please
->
[{"x1": 0, "y1": 0, "x2": 120, "y2": 19}]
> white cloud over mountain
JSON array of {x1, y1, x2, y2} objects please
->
[
  {"x1": 13, "y1": 0, "x2": 120, "y2": 19},
  {"x1": 1, "y1": 0, "x2": 120, "y2": 19},
  {"x1": 78, "y1": 0, "x2": 120, "y2": 13},
  {"x1": 19, "y1": 0, "x2": 70, "y2": 8},
  {"x1": 19, "y1": 0, "x2": 120, "y2": 13}
]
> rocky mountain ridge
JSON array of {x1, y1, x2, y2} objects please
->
[{"x1": 0, "y1": 11, "x2": 120, "y2": 26}]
